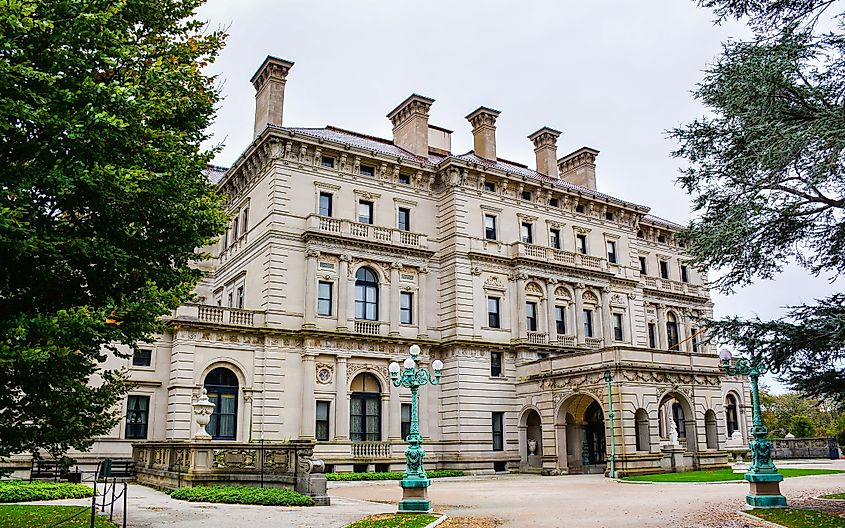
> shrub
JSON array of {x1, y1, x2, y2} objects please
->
[
  {"x1": 0, "y1": 481, "x2": 94, "y2": 502},
  {"x1": 168, "y1": 486, "x2": 314, "y2": 506},
  {"x1": 326, "y1": 470, "x2": 464, "y2": 481}
]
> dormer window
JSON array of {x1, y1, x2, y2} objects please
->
[
  {"x1": 484, "y1": 181, "x2": 496, "y2": 193},
  {"x1": 605, "y1": 212, "x2": 615, "y2": 221},
  {"x1": 549, "y1": 197, "x2": 559, "y2": 208},
  {"x1": 521, "y1": 190, "x2": 532, "y2": 201},
  {"x1": 398, "y1": 173, "x2": 411, "y2": 185},
  {"x1": 321, "y1": 156, "x2": 335, "y2": 168},
  {"x1": 575, "y1": 204, "x2": 585, "y2": 214},
  {"x1": 360, "y1": 165, "x2": 375, "y2": 177}
]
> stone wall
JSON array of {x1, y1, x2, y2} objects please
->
[{"x1": 772, "y1": 437, "x2": 839, "y2": 459}]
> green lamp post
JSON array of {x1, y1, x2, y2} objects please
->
[
  {"x1": 603, "y1": 370, "x2": 616, "y2": 479},
  {"x1": 719, "y1": 348, "x2": 787, "y2": 509},
  {"x1": 389, "y1": 344, "x2": 443, "y2": 513}
]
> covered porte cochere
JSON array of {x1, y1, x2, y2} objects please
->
[{"x1": 516, "y1": 357, "x2": 742, "y2": 477}]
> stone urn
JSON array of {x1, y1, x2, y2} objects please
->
[
  {"x1": 192, "y1": 388, "x2": 216, "y2": 439},
  {"x1": 528, "y1": 438, "x2": 537, "y2": 456}
]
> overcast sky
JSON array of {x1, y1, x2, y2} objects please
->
[{"x1": 196, "y1": 1, "x2": 838, "y2": 390}]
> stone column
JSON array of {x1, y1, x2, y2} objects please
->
[
  {"x1": 417, "y1": 266, "x2": 429, "y2": 338},
  {"x1": 574, "y1": 283, "x2": 585, "y2": 345},
  {"x1": 388, "y1": 262, "x2": 401, "y2": 336},
  {"x1": 545, "y1": 279, "x2": 558, "y2": 343},
  {"x1": 657, "y1": 304, "x2": 668, "y2": 350},
  {"x1": 626, "y1": 294, "x2": 635, "y2": 345},
  {"x1": 335, "y1": 354, "x2": 350, "y2": 440},
  {"x1": 600, "y1": 287, "x2": 612, "y2": 344},
  {"x1": 300, "y1": 352, "x2": 318, "y2": 439},
  {"x1": 678, "y1": 311, "x2": 689, "y2": 352},
  {"x1": 381, "y1": 393, "x2": 390, "y2": 441},
  {"x1": 516, "y1": 272, "x2": 527, "y2": 340},
  {"x1": 388, "y1": 363, "x2": 402, "y2": 440},
  {"x1": 303, "y1": 249, "x2": 319, "y2": 329},
  {"x1": 337, "y1": 254, "x2": 352, "y2": 331},
  {"x1": 684, "y1": 311, "x2": 694, "y2": 352}
]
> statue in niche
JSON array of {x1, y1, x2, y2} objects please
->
[
  {"x1": 668, "y1": 417, "x2": 679, "y2": 445},
  {"x1": 528, "y1": 438, "x2": 538, "y2": 455}
]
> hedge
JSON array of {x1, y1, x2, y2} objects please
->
[
  {"x1": 326, "y1": 470, "x2": 464, "y2": 481},
  {"x1": 0, "y1": 481, "x2": 94, "y2": 503},
  {"x1": 168, "y1": 486, "x2": 314, "y2": 506}
]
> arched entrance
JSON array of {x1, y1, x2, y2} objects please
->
[
  {"x1": 519, "y1": 409, "x2": 543, "y2": 470},
  {"x1": 657, "y1": 392, "x2": 696, "y2": 452},
  {"x1": 204, "y1": 367, "x2": 239, "y2": 440},
  {"x1": 555, "y1": 393, "x2": 607, "y2": 474},
  {"x1": 350, "y1": 372, "x2": 382, "y2": 442}
]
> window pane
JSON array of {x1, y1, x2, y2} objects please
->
[{"x1": 319, "y1": 193, "x2": 332, "y2": 216}]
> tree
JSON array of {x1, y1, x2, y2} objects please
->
[
  {"x1": 789, "y1": 415, "x2": 816, "y2": 437},
  {"x1": 671, "y1": 0, "x2": 845, "y2": 402},
  {"x1": 0, "y1": 0, "x2": 227, "y2": 461}
]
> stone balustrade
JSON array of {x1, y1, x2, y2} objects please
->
[
  {"x1": 172, "y1": 304, "x2": 266, "y2": 327},
  {"x1": 511, "y1": 242, "x2": 606, "y2": 270},
  {"x1": 353, "y1": 320, "x2": 382, "y2": 336},
  {"x1": 307, "y1": 214, "x2": 428, "y2": 249},
  {"x1": 350, "y1": 441, "x2": 392, "y2": 459},
  {"x1": 527, "y1": 331, "x2": 548, "y2": 344},
  {"x1": 642, "y1": 276, "x2": 704, "y2": 297}
]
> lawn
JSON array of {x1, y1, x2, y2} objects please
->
[
  {"x1": 747, "y1": 508, "x2": 845, "y2": 528},
  {"x1": 622, "y1": 468, "x2": 845, "y2": 482},
  {"x1": 0, "y1": 505, "x2": 117, "y2": 528},
  {"x1": 821, "y1": 493, "x2": 845, "y2": 499},
  {"x1": 346, "y1": 513, "x2": 440, "y2": 528}
]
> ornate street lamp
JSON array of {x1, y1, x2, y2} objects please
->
[
  {"x1": 719, "y1": 348, "x2": 786, "y2": 508},
  {"x1": 389, "y1": 344, "x2": 443, "y2": 513},
  {"x1": 603, "y1": 370, "x2": 616, "y2": 478}
]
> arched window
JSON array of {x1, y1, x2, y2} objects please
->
[
  {"x1": 354, "y1": 267, "x2": 379, "y2": 321},
  {"x1": 350, "y1": 373, "x2": 381, "y2": 441},
  {"x1": 635, "y1": 408, "x2": 650, "y2": 452},
  {"x1": 204, "y1": 367, "x2": 239, "y2": 440},
  {"x1": 705, "y1": 410, "x2": 719, "y2": 449},
  {"x1": 725, "y1": 395, "x2": 739, "y2": 436},
  {"x1": 666, "y1": 312, "x2": 680, "y2": 350},
  {"x1": 672, "y1": 402, "x2": 686, "y2": 438}
]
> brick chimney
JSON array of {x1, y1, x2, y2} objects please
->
[
  {"x1": 465, "y1": 106, "x2": 501, "y2": 160},
  {"x1": 528, "y1": 127, "x2": 562, "y2": 178},
  {"x1": 558, "y1": 147, "x2": 599, "y2": 190},
  {"x1": 251, "y1": 56, "x2": 294, "y2": 139},
  {"x1": 387, "y1": 94, "x2": 435, "y2": 158}
]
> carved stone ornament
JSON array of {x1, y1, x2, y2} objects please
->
[
  {"x1": 470, "y1": 266, "x2": 482, "y2": 276},
  {"x1": 525, "y1": 282, "x2": 544, "y2": 295},
  {"x1": 610, "y1": 294, "x2": 627, "y2": 307},
  {"x1": 484, "y1": 275, "x2": 506, "y2": 290},
  {"x1": 316, "y1": 364, "x2": 333, "y2": 384},
  {"x1": 582, "y1": 290, "x2": 599, "y2": 304},
  {"x1": 554, "y1": 286, "x2": 571, "y2": 300}
]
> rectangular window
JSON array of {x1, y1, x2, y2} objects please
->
[
  {"x1": 236, "y1": 286, "x2": 244, "y2": 309},
  {"x1": 398, "y1": 173, "x2": 411, "y2": 185},
  {"x1": 316, "y1": 401, "x2": 330, "y2": 441},
  {"x1": 227, "y1": 291, "x2": 233, "y2": 308},
  {"x1": 520, "y1": 223, "x2": 533, "y2": 244},
  {"x1": 125, "y1": 395, "x2": 150, "y2": 439},
  {"x1": 358, "y1": 201, "x2": 374, "y2": 224},
  {"x1": 613, "y1": 313, "x2": 624, "y2": 341},
  {"x1": 549, "y1": 197, "x2": 559, "y2": 207},
  {"x1": 605, "y1": 211, "x2": 615, "y2": 221},
  {"x1": 648, "y1": 323, "x2": 657, "y2": 348},
  {"x1": 484, "y1": 214, "x2": 497, "y2": 240},
  {"x1": 400, "y1": 292, "x2": 413, "y2": 324},
  {"x1": 521, "y1": 190, "x2": 532, "y2": 201},
  {"x1": 319, "y1": 192, "x2": 333, "y2": 216},
  {"x1": 691, "y1": 328, "x2": 700, "y2": 353},
  {"x1": 490, "y1": 351, "x2": 502, "y2": 377},
  {"x1": 575, "y1": 204, "x2": 585, "y2": 213},
  {"x1": 360, "y1": 164, "x2": 375, "y2": 177},
  {"x1": 484, "y1": 181, "x2": 496, "y2": 193},
  {"x1": 132, "y1": 348, "x2": 152, "y2": 367},
  {"x1": 321, "y1": 156, "x2": 335, "y2": 168},
  {"x1": 639, "y1": 256, "x2": 648, "y2": 274},
  {"x1": 492, "y1": 412, "x2": 504, "y2": 451},
  {"x1": 487, "y1": 297, "x2": 501, "y2": 328},
  {"x1": 398, "y1": 207, "x2": 411, "y2": 232},
  {"x1": 607, "y1": 240, "x2": 617, "y2": 264},
  {"x1": 583, "y1": 309, "x2": 594, "y2": 338},
  {"x1": 222, "y1": 230, "x2": 228, "y2": 250},
  {"x1": 526, "y1": 302, "x2": 537, "y2": 331},
  {"x1": 576, "y1": 234, "x2": 588, "y2": 254},
  {"x1": 660, "y1": 260, "x2": 669, "y2": 279},
  {"x1": 232, "y1": 217, "x2": 239, "y2": 240},
  {"x1": 350, "y1": 395, "x2": 381, "y2": 442},
  {"x1": 241, "y1": 207, "x2": 249, "y2": 236},
  {"x1": 317, "y1": 281, "x2": 333, "y2": 316},
  {"x1": 550, "y1": 229, "x2": 561, "y2": 249},
  {"x1": 555, "y1": 306, "x2": 566, "y2": 335},
  {"x1": 401, "y1": 403, "x2": 412, "y2": 440},
  {"x1": 681, "y1": 265, "x2": 689, "y2": 283}
]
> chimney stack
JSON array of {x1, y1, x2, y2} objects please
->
[
  {"x1": 465, "y1": 106, "x2": 501, "y2": 160},
  {"x1": 387, "y1": 94, "x2": 435, "y2": 158},
  {"x1": 251, "y1": 56, "x2": 294, "y2": 139},
  {"x1": 558, "y1": 147, "x2": 599, "y2": 190},
  {"x1": 528, "y1": 127, "x2": 562, "y2": 178}
]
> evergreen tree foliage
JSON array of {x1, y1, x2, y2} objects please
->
[
  {"x1": 0, "y1": 0, "x2": 227, "y2": 460},
  {"x1": 672, "y1": 0, "x2": 845, "y2": 401}
]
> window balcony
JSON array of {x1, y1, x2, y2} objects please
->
[
  {"x1": 642, "y1": 276, "x2": 705, "y2": 297},
  {"x1": 584, "y1": 337, "x2": 604, "y2": 349},
  {"x1": 553, "y1": 335, "x2": 577, "y2": 347},
  {"x1": 306, "y1": 214, "x2": 428, "y2": 249},
  {"x1": 527, "y1": 331, "x2": 548, "y2": 344},
  {"x1": 351, "y1": 441, "x2": 392, "y2": 459},
  {"x1": 173, "y1": 303, "x2": 266, "y2": 327},
  {"x1": 511, "y1": 242, "x2": 606, "y2": 271},
  {"x1": 353, "y1": 320, "x2": 382, "y2": 335}
]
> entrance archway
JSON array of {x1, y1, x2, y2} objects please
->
[
  {"x1": 555, "y1": 393, "x2": 607, "y2": 474},
  {"x1": 657, "y1": 392, "x2": 696, "y2": 452}
]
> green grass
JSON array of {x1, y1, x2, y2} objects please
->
[
  {"x1": 622, "y1": 468, "x2": 845, "y2": 482},
  {"x1": 0, "y1": 480, "x2": 93, "y2": 502},
  {"x1": 0, "y1": 505, "x2": 117, "y2": 528},
  {"x1": 168, "y1": 485, "x2": 314, "y2": 506},
  {"x1": 748, "y1": 508, "x2": 845, "y2": 528},
  {"x1": 346, "y1": 513, "x2": 440, "y2": 528},
  {"x1": 821, "y1": 492, "x2": 845, "y2": 499},
  {"x1": 327, "y1": 470, "x2": 464, "y2": 481}
]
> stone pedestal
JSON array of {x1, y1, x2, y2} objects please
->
[
  {"x1": 662, "y1": 445, "x2": 687, "y2": 472},
  {"x1": 745, "y1": 473, "x2": 787, "y2": 508},
  {"x1": 398, "y1": 478, "x2": 431, "y2": 513}
]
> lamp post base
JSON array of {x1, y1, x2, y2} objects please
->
[
  {"x1": 745, "y1": 473, "x2": 787, "y2": 509},
  {"x1": 398, "y1": 478, "x2": 431, "y2": 513}
]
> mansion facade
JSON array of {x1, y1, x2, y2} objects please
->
[{"x1": 93, "y1": 56, "x2": 751, "y2": 476}]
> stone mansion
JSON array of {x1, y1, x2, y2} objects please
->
[{"x1": 93, "y1": 55, "x2": 752, "y2": 476}]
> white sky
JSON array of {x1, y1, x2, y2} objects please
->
[{"x1": 196, "y1": 0, "x2": 839, "y2": 392}]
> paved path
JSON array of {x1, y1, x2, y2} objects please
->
[{"x1": 19, "y1": 460, "x2": 845, "y2": 527}]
